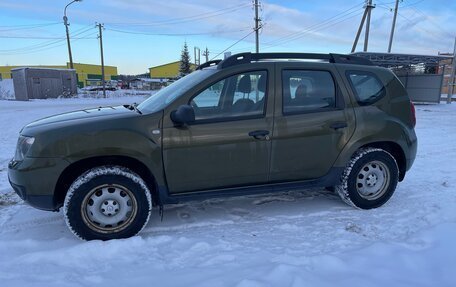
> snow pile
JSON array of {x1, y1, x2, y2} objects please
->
[
  {"x1": 0, "y1": 99, "x2": 455, "y2": 286},
  {"x1": 0, "y1": 79, "x2": 15, "y2": 100}
]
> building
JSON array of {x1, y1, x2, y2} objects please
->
[
  {"x1": 0, "y1": 63, "x2": 118, "y2": 88},
  {"x1": 149, "y1": 61, "x2": 196, "y2": 79},
  {"x1": 12, "y1": 68, "x2": 77, "y2": 101},
  {"x1": 438, "y1": 54, "x2": 454, "y2": 95}
]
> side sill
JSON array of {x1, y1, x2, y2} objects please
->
[{"x1": 157, "y1": 168, "x2": 343, "y2": 204}]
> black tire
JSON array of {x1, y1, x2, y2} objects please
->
[
  {"x1": 335, "y1": 148, "x2": 399, "y2": 209},
  {"x1": 63, "y1": 166, "x2": 152, "y2": 240},
  {"x1": 324, "y1": 186, "x2": 335, "y2": 192}
]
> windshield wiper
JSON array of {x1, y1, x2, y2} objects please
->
[{"x1": 124, "y1": 103, "x2": 142, "y2": 114}]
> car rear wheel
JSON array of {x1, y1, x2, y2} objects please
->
[
  {"x1": 336, "y1": 148, "x2": 399, "y2": 209},
  {"x1": 63, "y1": 166, "x2": 152, "y2": 240}
]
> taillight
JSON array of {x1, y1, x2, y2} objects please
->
[{"x1": 410, "y1": 101, "x2": 416, "y2": 128}]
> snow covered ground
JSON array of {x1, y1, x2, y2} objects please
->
[
  {"x1": 0, "y1": 79, "x2": 15, "y2": 100},
  {"x1": 0, "y1": 97, "x2": 455, "y2": 287}
]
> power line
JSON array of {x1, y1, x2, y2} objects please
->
[
  {"x1": 0, "y1": 22, "x2": 61, "y2": 32},
  {"x1": 262, "y1": 0, "x2": 364, "y2": 46},
  {"x1": 0, "y1": 25, "x2": 95, "y2": 51},
  {"x1": 105, "y1": 27, "x2": 251, "y2": 36},
  {"x1": 0, "y1": 32, "x2": 98, "y2": 55},
  {"x1": 210, "y1": 30, "x2": 256, "y2": 60},
  {"x1": 0, "y1": 26, "x2": 96, "y2": 54},
  {"x1": 400, "y1": 0, "x2": 425, "y2": 8},
  {"x1": 261, "y1": 1, "x2": 365, "y2": 49},
  {"x1": 0, "y1": 35, "x2": 96, "y2": 39},
  {"x1": 263, "y1": 9, "x2": 364, "y2": 50},
  {"x1": 377, "y1": 4, "x2": 453, "y2": 41},
  {"x1": 409, "y1": 6, "x2": 454, "y2": 38},
  {"x1": 106, "y1": 3, "x2": 251, "y2": 27},
  {"x1": 378, "y1": 0, "x2": 453, "y2": 38}
]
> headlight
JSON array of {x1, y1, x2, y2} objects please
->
[{"x1": 14, "y1": 135, "x2": 35, "y2": 161}]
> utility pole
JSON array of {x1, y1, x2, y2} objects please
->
[
  {"x1": 351, "y1": 0, "x2": 375, "y2": 53},
  {"x1": 254, "y1": 0, "x2": 261, "y2": 53},
  {"x1": 447, "y1": 37, "x2": 456, "y2": 104},
  {"x1": 63, "y1": 17, "x2": 74, "y2": 69},
  {"x1": 97, "y1": 23, "x2": 106, "y2": 98},
  {"x1": 194, "y1": 47, "x2": 201, "y2": 66},
  {"x1": 63, "y1": 0, "x2": 82, "y2": 69},
  {"x1": 202, "y1": 47, "x2": 209, "y2": 63},
  {"x1": 364, "y1": 0, "x2": 374, "y2": 52},
  {"x1": 388, "y1": 0, "x2": 400, "y2": 53}
]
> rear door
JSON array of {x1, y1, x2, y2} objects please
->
[{"x1": 270, "y1": 62, "x2": 355, "y2": 182}]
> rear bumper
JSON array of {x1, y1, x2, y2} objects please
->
[
  {"x1": 8, "y1": 157, "x2": 70, "y2": 211},
  {"x1": 405, "y1": 129, "x2": 417, "y2": 172}
]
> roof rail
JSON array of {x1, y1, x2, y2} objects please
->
[
  {"x1": 215, "y1": 52, "x2": 373, "y2": 69},
  {"x1": 330, "y1": 54, "x2": 374, "y2": 66},
  {"x1": 196, "y1": 60, "x2": 222, "y2": 70}
]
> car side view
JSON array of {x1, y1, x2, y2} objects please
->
[{"x1": 8, "y1": 52, "x2": 417, "y2": 240}]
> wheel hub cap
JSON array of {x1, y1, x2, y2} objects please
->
[
  {"x1": 81, "y1": 184, "x2": 137, "y2": 233},
  {"x1": 356, "y1": 161, "x2": 390, "y2": 200},
  {"x1": 101, "y1": 199, "x2": 120, "y2": 216},
  {"x1": 366, "y1": 173, "x2": 378, "y2": 186}
]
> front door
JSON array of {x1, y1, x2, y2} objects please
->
[
  {"x1": 163, "y1": 68, "x2": 274, "y2": 193},
  {"x1": 270, "y1": 63, "x2": 355, "y2": 182}
]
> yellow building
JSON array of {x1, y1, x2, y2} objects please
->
[
  {"x1": 149, "y1": 61, "x2": 196, "y2": 79},
  {"x1": 0, "y1": 63, "x2": 118, "y2": 88}
]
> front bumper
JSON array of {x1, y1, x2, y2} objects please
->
[{"x1": 8, "y1": 157, "x2": 70, "y2": 211}]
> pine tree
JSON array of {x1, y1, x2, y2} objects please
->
[{"x1": 179, "y1": 42, "x2": 191, "y2": 77}]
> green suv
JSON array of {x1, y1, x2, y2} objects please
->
[{"x1": 8, "y1": 53, "x2": 417, "y2": 240}]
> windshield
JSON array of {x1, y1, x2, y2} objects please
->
[{"x1": 137, "y1": 69, "x2": 215, "y2": 114}]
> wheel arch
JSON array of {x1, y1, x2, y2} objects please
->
[{"x1": 54, "y1": 155, "x2": 159, "y2": 208}]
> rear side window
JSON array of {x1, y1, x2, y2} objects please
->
[
  {"x1": 347, "y1": 71, "x2": 385, "y2": 105},
  {"x1": 282, "y1": 70, "x2": 336, "y2": 114}
]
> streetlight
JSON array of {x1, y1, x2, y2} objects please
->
[{"x1": 63, "y1": 0, "x2": 82, "y2": 69}]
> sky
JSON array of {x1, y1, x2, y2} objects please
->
[{"x1": 0, "y1": 0, "x2": 454, "y2": 75}]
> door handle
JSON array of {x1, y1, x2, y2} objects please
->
[
  {"x1": 330, "y1": 122, "x2": 347, "y2": 130},
  {"x1": 248, "y1": 130, "x2": 270, "y2": 140}
]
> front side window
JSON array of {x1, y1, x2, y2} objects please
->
[
  {"x1": 282, "y1": 70, "x2": 336, "y2": 114},
  {"x1": 347, "y1": 71, "x2": 385, "y2": 105},
  {"x1": 190, "y1": 71, "x2": 267, "y2": 122}
]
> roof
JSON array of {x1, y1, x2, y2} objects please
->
[
  {"x1": 70, "y1": 62, "x2": 117, "y2": 69},
  {"x1": 352, "y1": 52, "x2": 453, "y2": 67},
  {"x1": 148, "y1": 61, "x2": 181, "y2": 70},
  {"x1": 11, "y1": 67, "x2": 76, "y2": 72},
  {"x1": 149, "y1": 61, "x2": 196, "y2": 70}
]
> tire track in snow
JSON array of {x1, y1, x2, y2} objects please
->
[{"x1": 0, "y1": 214, "x2": 62, "y2": 233}]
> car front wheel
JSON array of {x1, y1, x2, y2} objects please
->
[{"x1": 63, "y1": 165, "x2": 152, "y2": 240}]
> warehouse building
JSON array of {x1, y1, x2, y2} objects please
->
[
  {"x1": 0, "y1": 63, "x2": 118, "y2": 88},
  {"x1": 149, "y1": 61, "x2": 196, "y2": 80}
]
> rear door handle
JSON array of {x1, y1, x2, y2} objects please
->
[
  {"x1": 330, "y1": 122, "x2": 347, "y2": 130},
  {"x1": 248, "y1": 130, "x2": 270, "y2": 140}
]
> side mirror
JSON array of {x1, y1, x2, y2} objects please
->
[{"x1": 171, "y1": 105, "x2": 195, "y2": 126}]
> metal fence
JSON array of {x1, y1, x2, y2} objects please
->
[{"x1": 397, "y1": 73, "x2": 444, "y2": 103}]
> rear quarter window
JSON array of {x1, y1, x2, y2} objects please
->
[{"x1": 347, "y1": 71, "x2": 386, "y2": 105}]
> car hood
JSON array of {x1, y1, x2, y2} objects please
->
[{"x1": 22, "y1": 105, "x2": 137, "y2": 133}]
